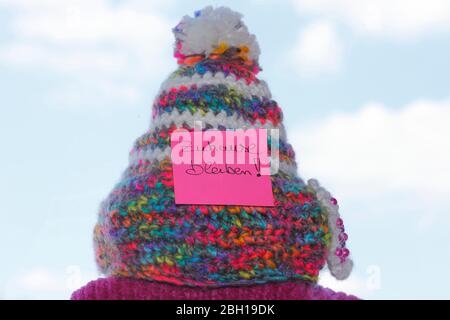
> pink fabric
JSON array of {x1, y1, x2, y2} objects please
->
[{"x1": 71, "y1": 277, "x2": 359, "y2": 300}]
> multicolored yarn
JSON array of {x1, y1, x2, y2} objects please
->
[
  {"x1": 159, "y1": 71, "x2": 271, "y2": 99},
  {"x1": 152, "y1": 85, "x2": 281, "y2": 126},
  {"x1": 172, "y1": 7, "x2": 260, "y2": 62},
  {"x1": 93, "y1": 6, "x2": 353, "y2": 288},
  {"x1": 307, "y1": 179, "x2": 353, "y2": 279},
  {"x1": 130, "y1": 125, "x2": 296, "y2": 166},
  {"x1": 173, "y1": 58, "x2": 260, "y2": 85}
]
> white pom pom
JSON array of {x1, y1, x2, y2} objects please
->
[
  {"x1": 173, "y1": 6, "x2": 260, "y2": 61},
  {"x1": 329, "y1": 258, "x2": 353, "y2": 280}
]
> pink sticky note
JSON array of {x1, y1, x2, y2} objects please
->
[{"x1": 170, "y1": 129, "x2": 274, "y2": 206}]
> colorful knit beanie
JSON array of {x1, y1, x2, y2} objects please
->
[{"x1": 73, "y1": 6, "x2": 355, "y2": 300}]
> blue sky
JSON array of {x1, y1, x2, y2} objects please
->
[{"x1": 1, "y1": 0, "x2": 450, "y2": 299}]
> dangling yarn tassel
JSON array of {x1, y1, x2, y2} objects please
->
[{"x1": 307, "y1": 179, "x2": 353, "y2": 280}]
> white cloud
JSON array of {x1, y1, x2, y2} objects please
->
[
  {"x1": 0, "y1": 0, "x2": 175, "y2": 107},
  {"x1": 319, "y1": 271, "x2": 375, "y2": 298},
  {"x1": 0, "y1": 43, "x2": 129, "y2": 74},
  {"x1": 292, "y1": 0, "x2": 450, "y2": 39},
  {"x1": 46, "y1": 79, "x2": 141, "y2": 111},
  {"x1": 291, "y1": 98, "x2": 450, "y2": 227},
  {"x1": 3, "y1": 267, "x2": 98, "y2": 299},
  {"x1": 289, "y1": 21, "x2": 342, "y2": 75},
  {"x1": 15, "y1": 268, "x2": 62, "y2": 292}
]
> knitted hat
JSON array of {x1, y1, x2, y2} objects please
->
[{"x1": 93, "y1": 6, "x2": 353, "y2": 288}]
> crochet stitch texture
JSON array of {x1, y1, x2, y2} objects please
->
[{"x1": 93, "y1": 6, "x2": 353, "y2": 287}]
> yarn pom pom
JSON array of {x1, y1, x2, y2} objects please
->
[
  {"x1": 173, "y1": 6, "x2": 260, "y2": 62},
  {"x1": 307, "y1": 179, "x2": 354, "y2": 281},
  {"x1": 329, "y1": 257, "x2": 353, "y2": 280}
]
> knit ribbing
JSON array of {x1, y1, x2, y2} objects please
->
[{"x1": 71, "y1": 277, "x2": 359, "y2": 300}]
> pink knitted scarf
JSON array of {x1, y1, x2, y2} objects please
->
[{"x1": 71, "y1": 277, "x2": 359, "y2": 300}]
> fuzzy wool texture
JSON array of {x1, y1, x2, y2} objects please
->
[
  {"x1": 71, "y1": 277, "x2": 359, "y2": 300},
  {"x1": 158, "y1": 71, "x2": 272, "y2": 99},
  {"x1": 85, "y1": 6, "x2": 355, "y2": 295},
  {"x1": 173, "y1": 6, "x2": 260, "y2": 61},
  {"x1": 308, "y1": 179, "x2": 353, "y2": 280}
]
